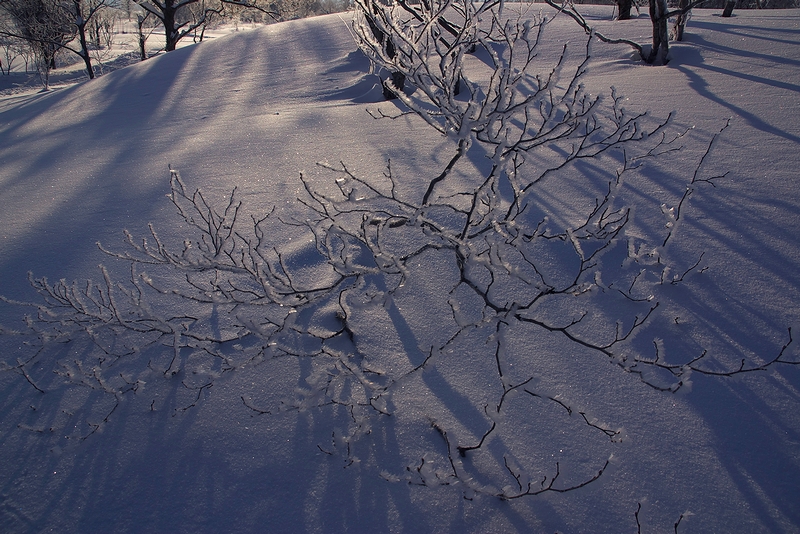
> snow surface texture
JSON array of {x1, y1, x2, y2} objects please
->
[{"x1": 1, "y1": 6, "x2": 799, "y2": 533}]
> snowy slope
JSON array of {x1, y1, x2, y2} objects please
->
[{"x1": 0, "y1": 7, "x2": 799, "y2": 533}]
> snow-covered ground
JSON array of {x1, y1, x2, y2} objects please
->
[{"x1": 0, "y1": 6, "x2": 799, "y2": 533}]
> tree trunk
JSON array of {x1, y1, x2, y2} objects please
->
[
  {"x1": 672, "y1": 0, "x2": 690, "y2": 41},
  {"x1": 163, "y1": 8, "x2": 178, "y2": 51},
  {"x1": 616, "y1": 0, "x2": 633, "y2": 20},
  {"x1": 73, "y1": 1, "x2": 96, "y2": 79},
  {"x1": 38, "y1": 52, "x2": 52, "y2": 90},
  {"x1": 77, "y1": 32, "x2": 95, "y2": 79},
  {"x1": 137, "y1": 14, "x2": 149, "y2": 60},
  {"x1": 722, "y1": 0, "x2": 736, "y2": 16},
  {"x1": 648, "y1": 0, "x2": 669, "y2": 65}
]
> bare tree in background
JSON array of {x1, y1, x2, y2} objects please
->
[
  {"x1": 0, "y1": 0, "x2": 76, "y2": 86},
  {"x1": 135, "y1": 0, "x2": 277, "y2": 52},
  {"x1": 0, "y1": 17, "x2": 28, "y2": 74},
  {"x1": 136, "y1": 0, "x2": 223, "y2": 51},
  {"x1": 136, "y1": 10, "x2": 156, "y2": 59},
  {"x1": 185, "y1": 0, "x2": 223, "y2": 42},
  {"x1": 71, "y1": 0, "x2": 116, "y2": 78},
  {"x1": 545, "y1": 0, "x2": 710, "y2": 65},
  {"x1": 87, "y1": 0, "x2": 120, "y2": 50},
  {"x1": 0, "y1": 0, "x2": 119, "y2": 82}
]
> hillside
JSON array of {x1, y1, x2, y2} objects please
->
[{"x1": 1, "y1": 7, "x2": 799, "y2": 533}]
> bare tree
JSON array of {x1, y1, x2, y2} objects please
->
[
  {"x1": 87, "y1": 0, "x2": 120, "y2": 49},
  {"x1": 312, "y1": 0, "x2": 349, "y2": 16},
  {"x1": 185, "y1": 0, "x2": 223, "y2": 42},
  {"x1": 0, "y1": 0, "x2": 75, "y2": 86},
  {"x1": 545, "y1": 0, "x2": 709, "y2": 65},
  {"x1": 135, "y1": 10, "x2": 156, "y2": 59},
  {"x1": 136, "y1": 0, "x2": 222, "y2": 51},
  {"x1": 270, "y1": 0, "x2": 315, "y2": 21},
  {"x1": 71, "y1": 0, "x2": 118, "y2": 78},
  {"x1": 0, "y1": 0, "x2": 119, "y2": 82},
  {"x1": 136, "y1": 0, "x2": 277, "y2": 52},
  {"x1": 0, "y1": 19, "x2": 27, "y2": 74}
]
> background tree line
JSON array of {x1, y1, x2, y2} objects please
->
[{"x1": 0, "y1": 0, "x2": 350, "y2": 86}]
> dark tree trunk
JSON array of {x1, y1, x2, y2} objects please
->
[
  {"x1": 137, "y1": 13, "x2": 149, "y2": 60},
  {"x1": 648, "y1": 0, "x2": 670, "y2": 65},
  {"x1": 77, "y1": 31, "x2": 95, "y2": 79},
  {"x1": 672, "y1": 0, "x2": 690, "y2": 41},
  {"x1": 163, "y1": 7, "x2": 179, "y2": 51},
  {"x1": 73, "y1": 0, "x2": 96, "y2": 79},
  {"x1": 140, "y1": 0, "x2": 199, "y2": 52},
  {"x1": 616, "y1": 0, "x2": 633, "y2": 20},
  {"x1": 722, "y1": 0, "x2": 736, "y2": 16}
]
